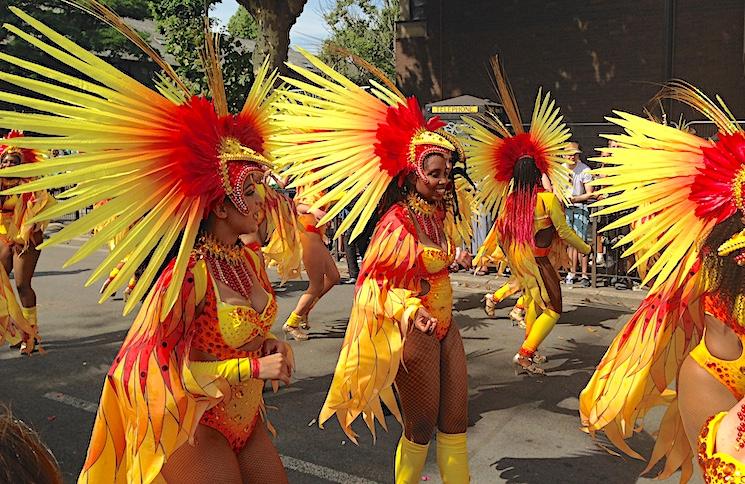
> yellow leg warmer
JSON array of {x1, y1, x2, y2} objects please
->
[
  {"x1": 520, "y1": 308, "x2": 560, "y2": 356},
  {"x1": 21, "y1": 306, "x2": 37, "y2": 329},
  {"x1": 395, "y1": 436, "x2": 429, "y2": 484},
  {"x1": 491, "y1": 283, "x2": 513, "y2": 303},
  {"x1": 524, "y1": 297, "x2": 537, "y2": 337},
  {"x1": 284, "y1": 311, "x2": 302, "y2": 328},
  {"x1": 515, "y1": 295, "x2": 525, "y2": 309},
  {"x1": 436, "y1": 432, "x2": 470, "y2": 484}
]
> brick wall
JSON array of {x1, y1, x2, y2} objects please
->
[{"x1": 396, "y1": 0, "x2": 745, "y2": 154}]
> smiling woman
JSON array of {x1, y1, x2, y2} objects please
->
[{"x1": 270, "y1": 47, "x2": 473, "y2": 483}]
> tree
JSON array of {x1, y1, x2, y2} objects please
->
[
  {"x1": 0, "y1": 0, "x2": 157, "y2": 114},
  {"x1": 320, "y1": 0, "x2": 399, "y2": 85},
  {"x1": 148, "y1": 0, "x2": 253, "y2": 111},
  {"x1": 236, "y1": 0, "x2": 308, "y2": 76},
  {"x1": 0, "y1": 0, "x2": 155, "y2": 80},
  {"x1": 227, "y1": 6, "x2": 258, "y2": 40}
]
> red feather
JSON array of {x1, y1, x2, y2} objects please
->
[
  {"x1": 374, "y1": 97, "x2": 445, "y2": 177},
  {"x1": 691, "y1": 131, "x2": 745, "y2": 221},
  {"x1": 0, "y1": 130, "x2": 39, "y2": 163},
  {"x1": 492, "y1": 132, "x2": 547, "y2": 182},
  {"x1": 161, "y1": 96, "x2": 268, "y2": 213}
]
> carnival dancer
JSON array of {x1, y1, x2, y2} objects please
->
[
  {"x1": 282, "y1": 179, "x2": 340, "y2": 340},
  {"x1": 0, "y1": 4, "x2": 294, "y2": 482},
  {"x1": 578, "y1": 81, "x2": 745, "y2": 482},
  {"x1": 479, "y1": 172, "x2": 560, "y2": 325},
  {"x1": 271, "y1": 48, "x2": 472, "y2": 483},
  {"x1": 463, "y1": 57, "x2": 589, "y2": 376},
  {"x1": 0, "y1": 131, "x2": 55, "y2": 353}
]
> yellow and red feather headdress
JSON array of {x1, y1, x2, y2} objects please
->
[
  {"x1": 579, "y1": 82, "x2": 745, "y2": 479},
  {"x1": 271, "y1": 48, "x2": 455, "y2": 241},
  {"x1": 0, "y1": 130, "x2": 38, "y2": 163},
  {"x1": 462, "y1": 56, "x2": 573, "y2": 216},
  {"x1": 0, "y1": 4, "x2": 278, "y2": 316}
]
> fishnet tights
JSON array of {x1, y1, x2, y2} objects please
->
[
  {"x1": 160, "y1": 422, "x2": 287, "y2": 483},
  {"x1": 395, "y1": 324, "x2": 468, "y2": 445}
]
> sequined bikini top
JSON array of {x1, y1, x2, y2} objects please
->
[
  {"x1": 421, "y1": 240, "x2": 455, "y2": 275},
  {"x1": 214, "y1": 276, "x2": 277, "y2": 349}
]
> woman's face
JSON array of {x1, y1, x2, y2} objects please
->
[
  {"x1": 414, "y1": 152, "x2": 452, "y2": 202},
  {"x1": 225, "y1": 174, "x2": 264, "y2": 235},
  {"x1": 0, "y1": 153, "x2": 22, "y2": 169}
]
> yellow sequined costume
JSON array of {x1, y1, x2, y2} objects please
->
[
  {"x1": 579, "y1": 82, "x2": 745, "y2": 481},
  {"x1": 0, "y1": 131, "x2": 55, "y2": 352},
  {"x1": 0, "y1": 3, "x2": 292, "y2": 481},
  {"x1": 271, "y1": 48, "x2": 472, "y2": 483}
]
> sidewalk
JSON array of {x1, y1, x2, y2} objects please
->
[{"x1": 335, "y1": 259, "x2": 646, "y2": 312}]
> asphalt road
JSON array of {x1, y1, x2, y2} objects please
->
[{"x1": 0, "y1": 237, "x2": 704, "y2": 484}]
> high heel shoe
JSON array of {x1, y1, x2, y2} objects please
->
[
  {"x1": 531, "y1": 353, "x2": 547, "y2": 364},
  {"x1": 283, "y1": 323, "x2": 309, "y2": 341},
  {"x1": 508, "y1": 306, "x2": 525, "y2": 328},
  {"x1": 300, "y1": 315, "x2": 310, "y2": 330},
  {"x1": 482, "y1": 294, "x2": 497, "y2": 318},
  {"x1": 512, "y1": 353, "x2": 545, "y2": 376}
]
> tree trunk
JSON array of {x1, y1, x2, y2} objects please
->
[{"x1": 238, "y1": 0, "x2": 308, "y2": 76}]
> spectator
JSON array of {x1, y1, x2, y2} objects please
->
[
  {"x1": 342, "y1": 208, "x2": 376, "y2": 284},
  {"x1": 0, "y1": 405, "x2": 62, "y2": 484},
  {"x1": 563, "y1": 141, "x2": 595, "y2": 287}
]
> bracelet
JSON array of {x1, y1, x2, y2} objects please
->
[{"x1": 251, "y1": 358, "x2": 260, "y2": 379}]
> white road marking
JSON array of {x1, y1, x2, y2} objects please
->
[
  {"x1": 280, "y1": 455, "x2": 379, "y2": 484},
  {"x1": 43, "y1": 391, "x2": 98, "y2": 413},
  {"x1": 43, "y1": 391, "x2": 380, "y2": 484}
]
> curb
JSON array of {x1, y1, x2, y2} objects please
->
[{"x1": 335, "y1": 260, "x2": 646, "y2": 311}]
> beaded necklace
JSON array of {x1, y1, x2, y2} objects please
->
[
  {"x1": 406, "y1": 192, "x2": 443, "y2": 247},
  {"x1": 196, "y1": 233, "x2": 254, "y2": 299}
]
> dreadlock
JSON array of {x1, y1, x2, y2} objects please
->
[{"x1": 498, "y1": 155, "x2": 542, "y2": 245}]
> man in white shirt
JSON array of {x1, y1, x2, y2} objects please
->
[{"x1": 563, "y1": 142, "x2": 594, "y2": 287}]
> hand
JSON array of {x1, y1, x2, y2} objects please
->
[
  {"x1": 257, "y1": 352, "x2": 291, "y2": 384},
  {"x1": 457, "y1": 251, "x2": 473, "y2": 269},
  {"x1": 262, "y1": 338, "x2": 295, "y2": 374},
  {"x1": 310, "y1": 208, "x2": 327, "y2": 222},
  {"x1": 413, "y1": 307, "x2": 438, "y2": 335}
]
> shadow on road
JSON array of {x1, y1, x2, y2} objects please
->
[
  {"x1": 40, "y1": 329, "x2": 128, "y2": 351},
  {"x1": 468, "y1": 340, "x2": 608, "y2": 424},
  {"x1": 272, "y1": 279, "x2": 311, "y2": 297},
  {"x1": 492, "y1": 439, "x2": 661, "y2": 484},
  {"x1": 307, "y1": 319, "x2": 348, "y2": 340}
]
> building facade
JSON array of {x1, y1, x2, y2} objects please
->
[{"x1": 396, "y1": 0, "x2": 745, "y2": 149}]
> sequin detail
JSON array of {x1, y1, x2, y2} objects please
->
[
  {"x1": 698, "y1": 412, "x2": 745, "y2": 483},
  {"x1": 421, "y1": 242, "x2": 454, "y2": 340},
  {"x1": 200, "y1": 378, "x2": 264, "y2": 452},
  {"x1": 219, "y1": 298, "x2": 277, "y2": 349}
]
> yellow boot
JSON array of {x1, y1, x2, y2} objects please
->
[
  {"x1": 20, "y1": 306, "x2": 39, "y2": 353},
  {"x1": 395, "y1": 436, "x2": 429, "y2": 484},
  {"x1": 436, "y1": 432, "x2": 470, "y2": 484}
]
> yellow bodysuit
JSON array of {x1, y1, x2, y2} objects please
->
[
  {"x1": 421, "y1": 241, "x2": 455, "y2": 340},
  {"x1": 500, "y1": 191, "x2": 589, "y2": 358}
]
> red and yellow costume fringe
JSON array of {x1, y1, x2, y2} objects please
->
[
  {"x1": 0, "y1": 3, "x2": 292, "y2": 481},
  {"x1": 272, "y1": 48, "x2": 472, "y2": 483},
  {"x1": 579, "y1": 81, "x2": 745, "y2": 481}
]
